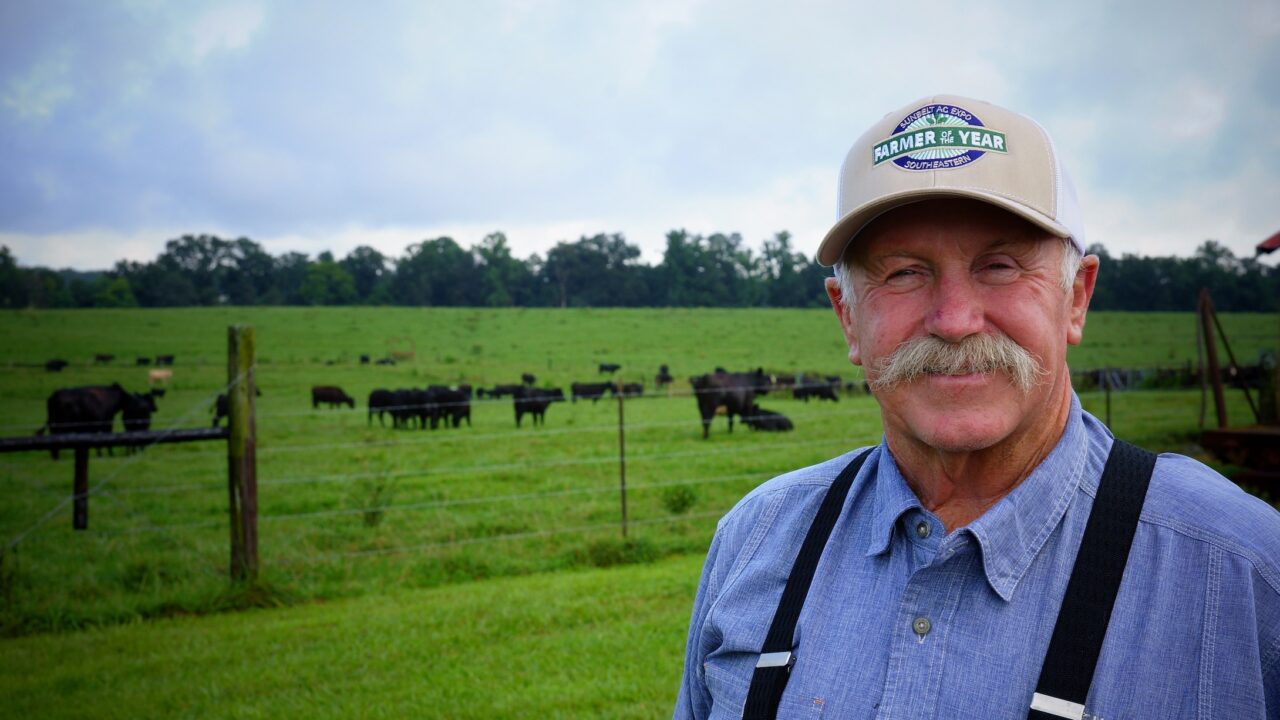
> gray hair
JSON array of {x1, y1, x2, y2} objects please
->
[{"x1": 833, "y1": 237, "x2": 1082, "y2": 312}]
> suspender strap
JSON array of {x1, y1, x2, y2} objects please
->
[
  {"x1": 1027, "y1": 439, "x2": 1157, "y2": 720},
  {"x1": 742, "y1": 450, "x2": 871, "y2": 720}
]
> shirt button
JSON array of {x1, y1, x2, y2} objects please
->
[
  {"x1": 915, "y1": 521, "x2": 930, "y2": 539},
  {"x1": 912, "y1": 616, "x2": 931, "y2": 637}
]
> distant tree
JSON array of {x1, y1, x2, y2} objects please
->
[
  {"x1": 299, "y1": 255, "x2": 357, "y2": 305},
  {"x1": 340, "y1": 245, "x2": 391, "y2": 303},
  {"x1": 0, "y1": 246, "x2": 24, "y2": 308},
  {"x1": 92, "y1": 276, "x2": 138, "y2": 307},
  {"x1": 474, "y1": 232, "x2": 534, "y2": 306},
  {"x1": 394, "y1": 237, "x2": 479, "y2": 306}
]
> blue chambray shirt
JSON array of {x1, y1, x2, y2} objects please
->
[{"x1": 675, "y1": 396, "x2": 1280, "y2": 719}]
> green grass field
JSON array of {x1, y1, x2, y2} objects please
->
[{"x1": 0, "y1": 307, "x2": 1275, "y2": 717}]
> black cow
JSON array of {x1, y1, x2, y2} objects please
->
[
  {"x1": 514, "y1": 387, "x2": 565, "y2": 427},
  {"x1": 37, "y1": 384, "x2": 155, "y2": 459},
  {"x1": 744, "y1": 405, "x2": 793, "y2": 432},
  {"x1": 136, "y1": 357, "x2": 151, "y2": 366},
  {"x1": 572, "y1": 382, "x2": 617, "y2": 403},
  {"x1": 388, "y1": 389, "x2": 421, "y2": 428},
  {"x1": 312, "y1": 386, "x2": 355, "y2": 409},
  {"x1": 375, "y1": 357, "x2": 396, "y2": 366},
  {"x1": 45, "y1": 359, "x2": 68, "y2": 372},
  {"x1": 690, "y1": 368, "x2": 770, "y2": 439},
  {"x1": 93, "y1": 354, "x2": 114, "y2": 365},
  {"x1": 212, "y1": 388, "x2": 261, "y2": 427},
  {"x1": 121, "y1": 392, "x2": 160, "y2": 454},
  {"x1": 368, "y1": 389, "x2": 395, "y2": 426},
  {"x1": 155, "y1": 354, "x2": 175, "y2": 366},
  {"x1": 522, "y1": 373, "x2": 536, "y2": 385},
  {"x1": 359, "y1": 354, "x2": 371, "y2": 365},
  {"x1": 655, "y1": 364, "x2": 674, "y2": 390},
  {"x1": 599, "y1": 363, "x2": 621, "y2": 374},
  {"x1": 620, "y1": 383, "x2": 644, "y2": 397},
  {"x1": 793, "y1": 374, "x2": 839, "y2": 402},
  {"x1": 432, "y1": 384, "x2": 472, "y2": 428}
]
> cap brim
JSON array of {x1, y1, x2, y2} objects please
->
[{"x1": 815, "y1": 189, "x2": 1075, "y2": 267}]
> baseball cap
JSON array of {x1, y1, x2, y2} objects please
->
[{"x1": 816, "y1": 94, "x2": 1085, "y2": 267}]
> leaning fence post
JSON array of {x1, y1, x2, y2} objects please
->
[
  {"x1": 227, "y1": 325, "x2": 258, "y2": 582},
  {"x1": 617, "y1": 391, "x2": 628, "y2": 539}
]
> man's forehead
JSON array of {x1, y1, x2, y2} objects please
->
[{"x1": 845, "y1": 199, "x2": 1055, "y2": 263}]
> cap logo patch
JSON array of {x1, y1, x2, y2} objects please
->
[{"x1": 872, "y1": 104, "x2": 1007, "y2": 171}]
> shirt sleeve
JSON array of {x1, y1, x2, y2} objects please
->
[{"x1": 673, "y1": 530, "x2": 725, "y2": 720}]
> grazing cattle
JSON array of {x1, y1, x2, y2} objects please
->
[
  {"x1": 311, "y1": 385, "x2": 355, "y2": 409},
  {"x1": 367, "y1": 389, "x2": 395, "y2": 426},
  {"x1": 620, "y1": 382, "x2": 644, "y2": 397},
  {"x1": 514, "y1": 387, "x2": 565, "y2": 427},
  {"x1": 571, "y1": 382, "x2": 617, "y2": 403},
  {"x1": 148, "y1": 369, "x2": 173, "y2": 386},
  {"x1": 521, "y1": 373, "x2": 536, "y2": 385},
  {"x1": 211, "y1": 388, "x2": 261, "y2": 427},
  {"x1": 93, "y1": 354, "x2": 115, "y2": 365},
  {"x1": 359, "y1": 354, "x2": 371, "y2": 365},
  {"x1": 388, "y1": 389, "x2": 420, "y2": 428},
  {"x1": 432, "y1": 385, "x2": 473, "y2": 428},
  {"x1": 154, "y1": 354, "x2": 175, "y2": 366},
  {"x1": 744, "y1": 405, "x2": 794, "y2": 432},
  {"x1": 598, "y1": 363, "x2": 621, "y2": 374},
  {"x1": 375, "y1": 357, "x2": 396, "y2": 366},
  {"x1": 136, "y1": 357, "x2": 151, "y2": 366},
  {"x1": 690, "y1": 368, "x2": 770, "y2": 439},
  {"x1": 655, "y1": 364, "x2": 674, "y2": 390},
  {"x1": 37, "y1": 384, "x2": 155, "y2": 459},
  {"x1": 793, "y1": 374, "x2": 839, "y2": 402},
  {"x1": 45, "y1": 359, "x2": 69, "y2": 372}
]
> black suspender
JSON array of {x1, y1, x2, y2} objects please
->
[
  {"x1": 1027, "y1": 439, "x2": 1156, "y2": 720},
  {"x1": 742, "y1": 450, "x2": 871, "y2": 720},
  {"x1": 740, "y1": 440, "x2": 1156, "y2": 720}
]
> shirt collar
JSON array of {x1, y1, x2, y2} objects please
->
[{"x1": 864, "y1": 395, "x2": 1090, "y2": 602}]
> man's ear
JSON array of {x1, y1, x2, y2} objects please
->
[
  {"x1": 825, "y1": 277, "x2": 862, "y2": 366},
  {"x1": 1067, "y1": 254, "x2": 1100, "y2": 346}
]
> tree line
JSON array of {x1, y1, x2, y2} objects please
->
[{"x1": 1, "y1": 233, "x2": 1276, "y2": 311}]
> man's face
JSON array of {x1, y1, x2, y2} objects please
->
[{"x1": 827, "y1": 199, "x2": 1097, "y2": 455}]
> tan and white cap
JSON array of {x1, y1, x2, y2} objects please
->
[{"x1": 816, "y1": 94, "x2": 1085, "y2": 267}]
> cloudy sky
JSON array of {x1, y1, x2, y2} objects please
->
[{"x1": 2, "y1": 0, "x2": 1278, "y2": 270}]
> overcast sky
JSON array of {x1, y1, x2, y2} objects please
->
[{"x1": 2, "y1": 0, "x2": 1278, "y2": 271}]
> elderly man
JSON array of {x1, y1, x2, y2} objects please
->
[{"x1": 674, "y1": 95, "x2": 1280, "y2": 719}]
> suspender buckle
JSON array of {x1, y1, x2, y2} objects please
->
[
  {"x1": 1030, "y1": 692, "x2": 1085, "y2": 720},
  {"x1": 755, "y1": 651, "x2": 793, "y2": 669}
]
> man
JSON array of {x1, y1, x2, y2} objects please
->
[{"x1": 674, "y1": 95, "x2": 1280, "y2": 719}]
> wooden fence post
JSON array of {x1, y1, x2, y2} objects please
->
[{"x1": 227, "y1": 325, "x2": 258, "y2": 582}]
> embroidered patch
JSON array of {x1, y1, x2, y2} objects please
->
[{"x1": 871, "y1": 103, "x2": 1007, "y2": 171}]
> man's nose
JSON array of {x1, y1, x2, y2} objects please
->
[{"x1": 925, "y1": 275, "x2": 985, "y2": 342}]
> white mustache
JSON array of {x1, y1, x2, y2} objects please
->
[{"x1": 868, "y1": 333, "x2": 1046, "y2": 393}]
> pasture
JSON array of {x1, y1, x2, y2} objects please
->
[
  {"x1": 0, "y1": 307, "x2": 1274, "y2": 715},
  {"x1": 0, "y1": 307, "x2": 1275, "y2": 636}
]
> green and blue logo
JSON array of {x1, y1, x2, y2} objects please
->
[{"x1": 872, "y1": 104, "x2": 1006, "y2": 171}]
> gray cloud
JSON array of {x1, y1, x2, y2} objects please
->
[{"x1": 1, "y1": 0, "x2": 1277, "y2": 269}]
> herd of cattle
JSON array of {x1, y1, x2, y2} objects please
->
[{"x1": 29, "y1": 359, "x2": 857, "y2": 455}]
